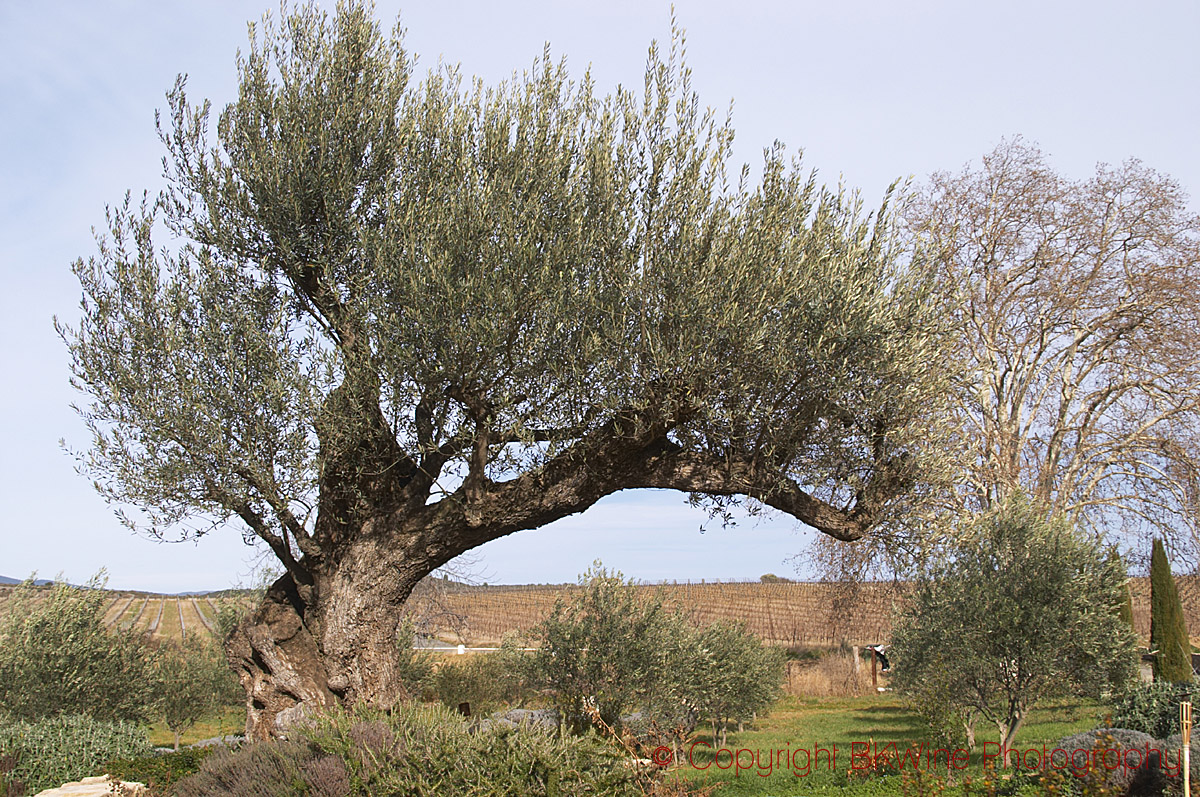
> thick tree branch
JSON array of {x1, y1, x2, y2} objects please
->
[
  {"x1": 230, "y1": 466, "x2": 320, "y2": 559},
  {"x1": 634, "y1": 448, "x2": 906, "y2": 541},
  {"x1": 231, "y1": 500, "x2": 312, "y2": 588}
]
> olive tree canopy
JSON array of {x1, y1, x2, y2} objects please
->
[
  {"x1": 59, "y1": 2, "x2": 951, "y2": 738},
  {"x1": 890, "y1": 495, "x2": 1137, "y2": 752}
]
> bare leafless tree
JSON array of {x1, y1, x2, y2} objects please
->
[{"x1": 906, "y1": 138, "x2": 1200, "y2": 552}]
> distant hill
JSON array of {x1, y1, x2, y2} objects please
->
[
  {"x1": 0, "y1": 576, "x2": 253, "y2": 596},
  {"x1": 0, "y1": 575, "x2": 55, "y2": 586}
]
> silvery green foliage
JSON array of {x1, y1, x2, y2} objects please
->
[
  {"x1": 530, "y1": 563, "x2": 783, "y2": 742},
  {"x1": 0, "y1": 714, "x2": 151, "y2": 794},
  {"x1": 890, "y1": 495, "x2": 1139, "y2": 751},
  {"x1": 155, "y1": 635, "x2": 241, "y2": 750},
  {"x1": 58, "y1": 1, "x2": 952, "y2": 575},
  {"x1": 0, "y1": 576, "x2": 152, "y2": 723},
  {"x1": 530, "y1": 565, "x2": 669, "y2": 734},
  {"x1": 1111, "y1": 681, "x2": 1197, "y2": 739},
  {"x1": 669, "y1": 619, "x2": 783, "y2": 746},
  {"x1": 176, "y1": 703, "x2": 642, "y2": 796}
]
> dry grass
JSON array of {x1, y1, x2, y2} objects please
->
[{"x1": 783, "y1": 652, "x2": 881, "y2": 698}]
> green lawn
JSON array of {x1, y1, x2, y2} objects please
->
[{"x1": 675, "y1": 694, "x2": 1110, "y2": 796}]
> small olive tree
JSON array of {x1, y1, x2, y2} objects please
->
[
  {"x1": 529, "y1": 563, "x2": 784, "y2": 741},
  {"x1": 684, "y1": 620, "x2": 783, "y2": 747},
  {"x1": 890, "y1": 496, "x2": 1137, "y2": 752},
  {"x1": 530, "y1": 564, "x2": 672, "y2": 734},
  {"x1": 0, "y1": 575, "x2": 152, "y2": 722},
  {"x1": 155, "y1": 636, "x2": 241, "y2": 749}
]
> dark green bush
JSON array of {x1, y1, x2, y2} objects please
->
[
  {"x1": 1110, "y1": 680, "x2": 1197, "y2": 738},
  {"x1": 1151, "y1": 538, "x2": 1193, "y2": 683},
  {"x1": 0, "y1": 714, "x2": 151, "y2": 795},
  {"x1": 105, "y1": 746, "x2": 214, "y2": 793}
]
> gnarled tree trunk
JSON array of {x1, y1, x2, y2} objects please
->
[{"x1": 227, "y1": 529, "x2": 448, "y2": 739}]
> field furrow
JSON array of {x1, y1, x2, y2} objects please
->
[
  {"x1": 190, "y1": 598, "x2": 215, "y2": 633},
  {"x1": 181, "y1": 598, "x2": 208, "y2": 638},
  {"x1": 143, "y1": 598, "x2": 164, "y2": 634},
  {"x1": 155, "y1": 598, "x2": 180, "y2": 641},
  {"x1": 103, "y1": 595, "x2": 133, "y2": 627},
  {"x1": 126, "y1": 598, "x2": 151, "y2": 631}
]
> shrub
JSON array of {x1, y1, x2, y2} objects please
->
[
  {"x1": 154, "y1": 636, "x2": 241, "y2": 749},
  {"x1": 528, "y1": 563, "x2": 784, "y2": 743},
  {"x1": 105, "y1": 747, "x2": 214, "y2": 794},
  {"x1": 529, "y1": 563, "x2": 675, "y2": 734},
  {"x1": 890, "y1": 496, "x2": 1137, "y2": 751},
  {"x1": 310, "y1": 704, "x2": 640, "y2": 796},
  {"x1": 174, "y1": 703, "x2": 644, "y2": 796},
  {"x1": 676, "y1": 620, "x2": 784, "y2": 747},
  {"x1": 432, "y1": 647, "x2": 528, "y2": 716},
  {"x1": 1110, "y1": 680, "x2": 1197, "y2": 738},
  {"x1": 394, "y1": 618, "x2": 434, "y2": 697},
  {"x1": 0, "y1": 714, "x2": 151, "y2": 795},
  {"x1": 1055, "y1": 728, "x2": 1164, "y2": 794},
  {"x1": 1161, "y1": 733, "x2": 1199, "y2": 796},
  {"x1": 213, "y1": 600, "x2": 248, "y2": 643},
  {"x1": 0, "y1": 575, "x2": 152, "y2": 722},
  {"x1": 172, "y1": 740, "x2": 320, "y2": 797}
]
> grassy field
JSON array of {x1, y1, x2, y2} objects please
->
[
  {"x1": 674, "y1": 694, "x2": 1109, "y2": 796},
  {"x1": 145, "y1": 705, "x2": 246, "y2": 749}
]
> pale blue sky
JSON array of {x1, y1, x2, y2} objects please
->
[{"x1": 1, "y1": 1, "x2": 1197, "y2": 592}]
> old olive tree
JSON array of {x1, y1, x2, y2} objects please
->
[{"x1": 59, "y1": 2, "x2": 951, "y2": 737}]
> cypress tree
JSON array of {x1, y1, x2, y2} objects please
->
[{"x1": 1150, "y1": 538, "x2": 1193, "y2": 682}]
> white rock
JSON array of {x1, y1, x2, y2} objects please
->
[{"x1": 33, "y1": 775, "x2": 146, "y2": 796}]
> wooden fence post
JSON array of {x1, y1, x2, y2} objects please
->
[{"x1": 1183, "y1": 701, "x2": 1192, "y2": 797}]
